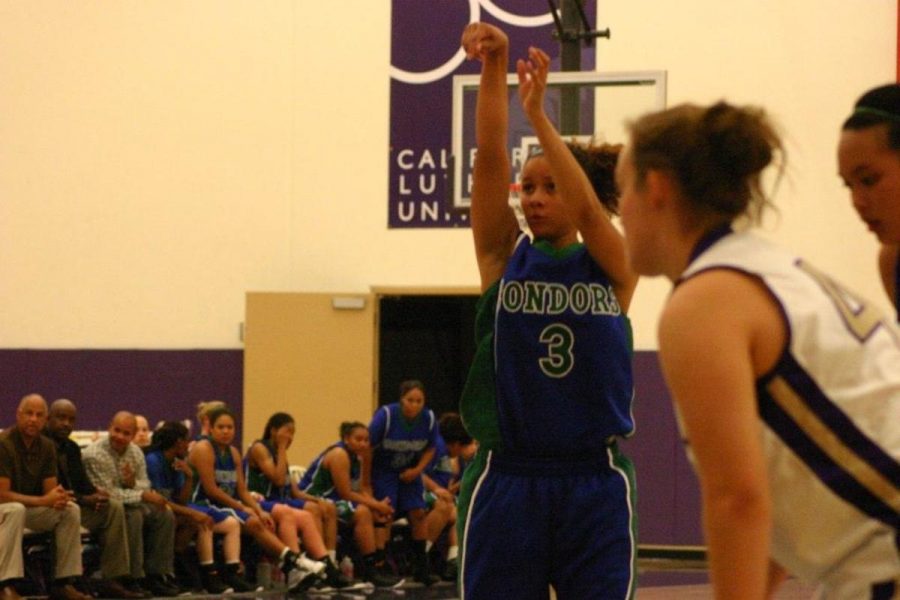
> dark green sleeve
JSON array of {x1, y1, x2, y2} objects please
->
[{"x1": 459, "y1": 282, "x2": 503, "y2": 451}]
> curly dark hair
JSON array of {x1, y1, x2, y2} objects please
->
[
  {"x1": 566, "y1": 141, "x2": 623, "y2": 215},
  {"x1": 151, "y1": 421, "x2": 189, "y2": 452},
  {"x1": 339, "y1": 421, "x2": 367, "y2": 439}
]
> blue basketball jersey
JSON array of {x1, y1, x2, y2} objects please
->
[
  {"x1": 191, "y1": 440, "x2": 239, "y2": 503},
  {"x1": 145, "y1": 449, "x2": 185, "y2": 500},
  {"x1": 494, "y1": 234, "x2": 634, "y2": 458},
  {"x1": 370, "y1": 403, "x2": 437, "y2": 473},
  {"x1": 297, "y1": 449, "x2": 323, "y2": 491},
  {"x1": 300, "y1": 441, "x2": 360, "y2": 501},
  {"x1": 425, "y1": 433, "x2": 454, "y2": 489},
  {"x1": 245, "y1": 439, "x2": 291, "y2": 500}
]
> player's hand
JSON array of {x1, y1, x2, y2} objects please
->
[
  {"x1": 190, "y1": 509, "x2": 214, "y2": 528},
  {"x1": 45, "y1": 485, "x2": 72, "y2": 509},
  {"x1": 172, "y1": 458, "x2": 193, "y2": 477},
  {"x1": 120, "y1": 462, "x2": 136, "y2": 489},
  {"x1": 461, "y1": 22, "x2": 508, "y2": 61},
  {"x1": 517, "y1": 46, "x2": 550, "y2": 118},
  {"x1": 373, "y1": 497, "x2": 394, "y2": 518},
  {"x1": 399, "y1": 468, "x2": 420, "y2": 483},
  {"x1": 142, "y1": 490, "x2": 168, "y2": 507},
  {"x1": 435, "y1": 487, "x2": 453, "y2": 503},
  {"x1": 275, "y1": 429, "x2": 293, "y2": 450}
]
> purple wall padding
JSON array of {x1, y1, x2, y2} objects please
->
[
  {"x1": 0, "y1": 350, "x2": 243, "y2": 438},
  {"x1": 622, "y1": 351, "x2": 704, "y2": 546},
  {"x1": 0, "y1": 348, "x2": 702, "y2": 548}
]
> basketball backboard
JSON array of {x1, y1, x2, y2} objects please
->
[{"x1": 451, "y1": 70, "x2": 667, "y2": 209}]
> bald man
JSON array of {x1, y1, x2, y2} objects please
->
[
  {"x1": 44, "y1": 400, "x2": 145, "y2": 599},
  {"x1": 0, "y1": 394, "x2": 90, "y2": 600},
  {"x1": 82, "y1": 412, "x2": 178, "y2": 597}
]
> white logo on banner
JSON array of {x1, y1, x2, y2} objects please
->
[{"x1": 389, "y1": 0, "x2": 554, "y2": 84}]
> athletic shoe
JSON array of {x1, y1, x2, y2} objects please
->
[
  {"x1": 442, "y1": 557, "x2": 458, "y2": 582},
  {"x1": 222, "y1": 569, "x2": 262, "y2": 593},
  {"x1": 143, "y1": 575, "x2": 180, "y2": 597},
  {"x1": 286, "y1": 565, "x2": 320, "y2": 595},
  {"x1": 369, "y1": 572, "x2": 405, "y2": 589},
  {"x1": 306, "y1": 579, "x2": 336, "y2": 595},
  {"x1": 163, "y1": 574, "x2": 193, "y2": 597},
  {"x1": 321, "y1": 559, "x2": 353, "y2": 589},
  {"x1": 199, "y1": 568, "x2": 232, "y2": 595},
  {"x1": 294, "y1": 553, "x2": 327, "y2": 577}
]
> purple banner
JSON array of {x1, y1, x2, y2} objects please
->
[{"x1": 389, "y1": 0, "x2": 596, "y2": 228}]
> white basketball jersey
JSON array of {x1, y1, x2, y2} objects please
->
[{"x1": 680, "y1": 231, "x2": 900, "y2": 597}]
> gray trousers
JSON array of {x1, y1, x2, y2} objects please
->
[
  {"x1": 0, "y1": 502, "x2": 83, "y2": 582},
  {"x1": 81, "y1": 498, "x2": 130, "y2": 580},
  {"x1": 124, "y1": 502, "x2": 175, "y2": 579}
]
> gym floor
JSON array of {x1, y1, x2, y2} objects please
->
[{"x1": 107, "y1": 577, "x2": 815, "y2": 600}]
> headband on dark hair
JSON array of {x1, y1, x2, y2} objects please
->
[{"x1": 853, "y1": 106, "x2": 900, "y2": 123}]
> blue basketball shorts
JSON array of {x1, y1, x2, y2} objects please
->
[{"x1": 459, "y1": 445, "x2": 637, "y2": 600}]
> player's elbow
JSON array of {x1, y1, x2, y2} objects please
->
[{"x1": 705, "y1": 484, "x2": 771, "y2": 530}]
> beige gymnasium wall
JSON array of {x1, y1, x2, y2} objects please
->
[{"x1": 1, "y1": 1, "x2": 896, "y2": 354}]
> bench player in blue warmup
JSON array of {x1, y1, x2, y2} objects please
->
[{"x1": 367, "y1": 380, "x2": 441, "y2": 585}]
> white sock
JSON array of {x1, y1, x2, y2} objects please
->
[
  {"x1": 447, "y1": 546, "x2": 458, "y2": 561},
  {"x1": 279, "y1": 547, "x2": 290, "y2": 560},
  {"x1": 328, "y1": 550, "x2": 337, "y2": 563},
  {"x1": 425, "y1": 541, "x2": 433, "y2": 553}
]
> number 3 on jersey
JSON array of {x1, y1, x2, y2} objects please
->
[{"x1": 538, "y1": 323, "x2": 575, "y2": 378}]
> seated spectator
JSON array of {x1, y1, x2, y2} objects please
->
[
  {"x1": 245, "y1": 412, "x2": 353, "y2": 591},
  {"x1": 145, "y1": 421, "x2": 254, "y2": 594},
  {"x1": 0, "y1": 394, "x2": 91, "y2": 600},
  {"x1": 301, "y1": 422, "x2": 401, "y2": 588},
  {"x1": 132, "y1": 416, "x2": 152, "y2": 450},
  {"x1": 188, "y1": 407, "x2": 326, "y2": 594},
  {"x1": 82, "y1": 412, "x2": 179, "y2": 597},
  {"x1": 0, "y1": 502, "x2": 26, "y2": 600},
  {"x1": 367, "y1": 380, "x2": 441, "y2": 585},
  {"x1": 44, "y1": 399, "x2": 145, "y2": 599}
]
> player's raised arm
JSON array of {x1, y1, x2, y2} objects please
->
[
  {"x1": 517, "y1": 47, "x2": 636, "y2": 310},
  {"x1": 461, "y1": 22, "x2": 519, "y2": 291}
]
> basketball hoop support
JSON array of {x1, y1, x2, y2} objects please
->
[{"x1": 548, "y1": 0, "x2": 611, "y2": 135}]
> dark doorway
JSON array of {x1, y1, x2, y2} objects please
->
[{"x1": 377, "y1": 294, "x2": 479, "y2": 418}]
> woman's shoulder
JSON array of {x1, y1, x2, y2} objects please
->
[
  {"x1": 323, "y1": 443, "x2": 349, "y2": 460},
  {"x1": 246, "y1": 439, "x2": 269, "y2": 455}
]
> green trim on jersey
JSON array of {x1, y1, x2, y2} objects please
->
[
  {"x1": 455, "y1": 444, "x2": 488, "y2": 577},
  {"x1": 305, "y1": 444, "x2": 359, "y2": 500},
  {"x1": 609, "y1": 441, "x2": 639, "y2": 599},
  {"x1": 245, "y1": 440, "x2": 275, "y2": 497},
  {"x1": 459, "y1": 281, "x2": 504, "y2": 452},
  {"x1": 532, "y1": 238, "x2": 583, "y2": 259},
  {"x1": 457, "y1": 281, "x2": 506, "y2": 582}
]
